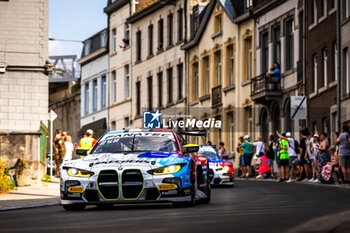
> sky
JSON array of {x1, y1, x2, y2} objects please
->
[{"x1": 49, "y1": 0, "x2": 107, "y2": 58}]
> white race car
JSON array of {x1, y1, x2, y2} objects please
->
[
  {"x1": 60, "y1": 129, "x2": 212, "y2": 210},
  {"x1": 198, "y1": 146, "x2": 234, "y2": 187}
]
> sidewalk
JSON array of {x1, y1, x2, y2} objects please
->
[{"x1": 0, "y1": 178, "x2": 60, "y2": 211}]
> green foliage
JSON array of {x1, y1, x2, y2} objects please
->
[
  {"x1": 42, "y1": 174, "x2": 52, "y2": 182},
  {"x1": 0, "y1": 159, "x2": 12, "y2": 193}
]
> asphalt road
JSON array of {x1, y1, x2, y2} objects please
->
[{"x1": 1, "y1": 180, "x2": 350, "y2": 233}]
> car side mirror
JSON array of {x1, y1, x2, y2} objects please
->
[
  {"x1": 76, "y1": 148, "x2": 88, "y2": 157},
  {"x1": 182, "y1": 144, "x2": 199, "y2": 153}
]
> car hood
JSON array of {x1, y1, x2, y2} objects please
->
[{"x1": 62, "y1": 151, "x2": 189, "y2": 171}]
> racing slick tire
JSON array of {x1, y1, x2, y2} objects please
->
[
  {"x1": 62, "y1": 204, "x2": 86, "y2": 211},
  {"x1": 173, "y1": 172, "x2": 196, "y2": 208},
  {"x1": 199, "y1": 164, "x2": 211, "y2": 204}
]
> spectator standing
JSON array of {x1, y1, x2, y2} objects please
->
[
  {"x1": 64, "y1": 135, "x2": 74, "y2": 161},
  {"x1": 321, "y1": 146, "x2": 339, "y2": 183},
  {"x1": 241, "y1": 135, "x2": 255, "y2": 178},
  {"x1": 218, "y1": 142, "x2": 228, "y2": 159},
  {"x1": 53, "y1": 129, "x2": 66, "y2": 177},
  {"x1": 334, "y1": 125, "x2": 350, "y2": 184},
  {"x1": 300, "y1": 128, "x2": 312, "y2": 181},
  {"x1": 277, "y1": 131, "x2": 297, "y2": 182},
  {"x1": 278, "y1": 133, "x2": 289, "y2": 182},
  {"x1": 266, "y1": 135, "x2": 277, "y2": 177},
  {"x1": 308, "y1": 134, "x2": 320, "y2": 182},
  {"x1": 315, "y1": 132, "x2": 330, "y2": 183},
  {"x1": 237, "y1": 136, "x2": 245, "y2": 178}
]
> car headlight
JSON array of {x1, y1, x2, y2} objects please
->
[
  {"x1": 148, "y1": 164, "x2": 183, "y2": 175},
  {"x1": 67, "y1": 168, "x2": 94, "y2": 177},
  {"x1": 216, "y1": 166, "x2": 230, "y2": 172}
]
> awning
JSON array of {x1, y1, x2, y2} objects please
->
[{"x1": 79, "y1": 118, "x2": 107, "y2": 140}]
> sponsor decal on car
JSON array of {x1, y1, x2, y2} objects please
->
[
  {"x1": 68, "y1": 187, "x2": 84, "y2": 193},
  {"x1": 157, "y1": 184, "x2": 176, "y2": 190}
]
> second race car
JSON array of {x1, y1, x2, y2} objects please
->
[{"x1": 198, "y1": 145, "x2": 234, "y2": 187}]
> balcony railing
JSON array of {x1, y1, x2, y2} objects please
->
[
  {"x1": 212, "y1": 85, "x2": 222, "y2": 107},
  {"x1": 250, "y1": 73, "x2": 282, "y2": 103}
]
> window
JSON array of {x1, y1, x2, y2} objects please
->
[
  {"x1": 136, "y1": 31, "x2": 141, "y2": 62},
  {"x1": 147, "y1": 76, "x2": 153, "y2": 111},
  {"x1": 343, "y1": 0, "x2": 349, "y2": 19},
  {"x1": 313, "y1": 121, "x2": 318, "y2": 134},
  {"x1": 101, "y1": 75, "x2": 107, "y2": 108},
  {"x1": 322, "y1": 48, "x2": 328, "y2": 87},
  {"x1": 214, "y1": 13, "x2": 222, "y2": 33},
  {"x1": 84, "y1": 40, "x2": 91, "y2": 56},
  {"x1": 167, "y1": 13, "x2": 173, "y2": 47},
  {"x1": 245, "y1": 37, "x2": 253, "y2": 80},
  {"x1": 246, "y1": 0, "x2": 253, "y2": 8},
  {"x1": 136, "y1": 81, "x2": 141, "y2": 116},
  {"x1": 167, "y1": 68, "x2": 173, "y2": 103},
  {"x1": 125, "y1": 23, "x2": 130, "y2": 42},
  {"x1": 273, "y1": 26, "x2": 281, "y2": 63},
  {"x1": 247, "y1": 108, "x2": 252, "y2": 135},
  {"x1": 101, "y1": 31, "x2": 107, "y2": 47},
  {"x1": 125, "y1": 65, "x2": 130, "y2": 99},
  {"x1": 177, "y1": 63, "x2": 183, "y2": 100},
  {"x1": 124, "y1": 117, "x2": 130, "y2": 128},
  {"x1": 158, "y1": 19, "x2": 164, "y2": 50},
  {"x1": 112, "y1": 28, "x2": 117, "y2": 53},
  {"x1": 84, "y1": 83, "x2": 90, "y2": 115},
  {"x1": 344, "y1": 48, "x2": 350, "y2": 95},
  {"x1": 192, "y1": 62, "x2": 199, "y2": 101},
  {"x1": 322, "y1": 0, "x2": 327, "y2": 16},
  {"x1": 331, "y1": 0, "x2": 336, "y2": 9},
  {"x1": 215, "y1": 51, "x2": 222, "y2": 86},
  {"x1": 203, "y1": 56, "x2": 210, "y2": 94},
  {"x1": 111, "y1": 121, "x2": 116, "y2": 131},
  {"x1": 92, "y1": 79, "x2": 98, "y2": 112},
  {"x1": 312, "y1": 0, "x2": 317, "y2": 23},
  {"x1": 286, "y1": 19, "x2": 294, "y2": 71},
  {"x1": 334, "y1": 42, "x2": 338, "y2": 81},
  {"x1": 261, "y1": 32, "x2": 269, "y2": 73},
  {"x1": 227, "y1": 45, "x2": 234, "y2": 86},
  {"x1": 157, "y1": 72, "x2": 163, "y2": 107},
  {"x1": 112, "y1": 71, "x2": 117, "y2": 103},
  {"x1": 148, "y1": 24, "x2": 153, "y2": 56},
  {"x1": 177, "y1": 9, "x2": 183, "y2": 42},
  {"x1": 313, "y1": 55, "x2": 318, "y2": 93}
]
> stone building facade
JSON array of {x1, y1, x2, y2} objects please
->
[{"x1": 0, "y1": 0, "x2": 49, "y2": 184}]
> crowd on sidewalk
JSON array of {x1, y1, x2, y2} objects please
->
[{"x1": 235, "y1": 125, "x2": 350, "y2": 185}]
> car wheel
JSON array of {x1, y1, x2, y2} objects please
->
[
  {"x1": 62, "y1": 204, "x2": 86, "y2": 211},
  {"x1": 201, "y1": 164, "x2": 211, "y2": 204}
]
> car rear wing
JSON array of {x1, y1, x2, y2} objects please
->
[{"x1": 178, "y1": 130, "x2": 207, "y2": 137}]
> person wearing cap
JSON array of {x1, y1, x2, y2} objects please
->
[
  {"x1": 80, "y1": 129, "x2": 97, "y2": 150},
  {"x1": 276, "y1": 131, "x2": 298, "y2": 183},
  {"x1": 241, "y1": 135, "x2": 254, "y2": 178}
]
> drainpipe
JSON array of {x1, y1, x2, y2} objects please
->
[{"x1": 336, "y1": 0, "x2": 341, "y2": 131}]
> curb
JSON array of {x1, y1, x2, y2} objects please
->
[
  {"x1": 0, "y1": 201, "x2": 60, "y2": 211},
  {"x1": 235, "y1": 177, "x2": 350, "y2": 189}
]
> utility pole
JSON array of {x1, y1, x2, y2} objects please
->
[{"x1": 337, "y1": 0, "x2": 341, "y2": 131}]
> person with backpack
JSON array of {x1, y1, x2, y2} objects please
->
[
  {"x1": 276, "y1": 131, "x2": 298, "y2": 182},
  {"x1": 334, "y1": 125, "x2": 350, "y2": 184}
]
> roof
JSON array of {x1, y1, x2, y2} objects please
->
[
  {"x1": 79, "y1": 28, "x2": 108, "y2": 64},
  {"x1": 104, "y1": 0, "x2": 129, "y2": 15},
  {"x1": 182, "y1": 0, "x2": 246, "y2": 50}
]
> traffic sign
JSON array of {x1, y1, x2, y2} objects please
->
[
  {"x1": 290, "y1": 96, "x2": 307, "y2": 120},
  {"x1": 49, "y1": 109, "x2": 57, "y2": 121}
]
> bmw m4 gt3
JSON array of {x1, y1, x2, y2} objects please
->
[
  {"x1": 198, "y1": 145, "x2": 234, "y2": 187},
  {"x1": 60, "y1": 129, "x2": 211, "y2": 210}
]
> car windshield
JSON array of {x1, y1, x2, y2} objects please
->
[
  {"x1": 198, "y1": 150, "x2": 220, "y2": 160},
  {"x1": 91, "y1": 132, "x2": 179, "y2": 154}
]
